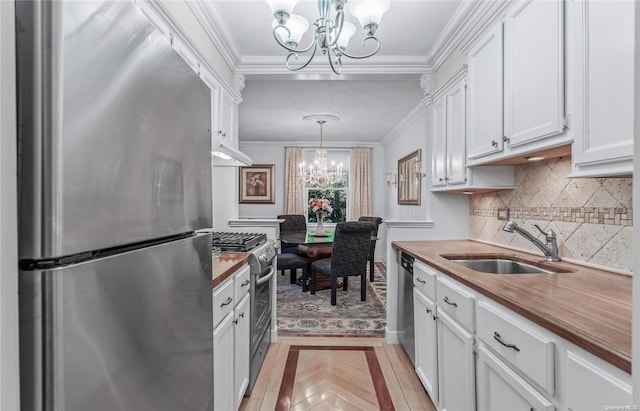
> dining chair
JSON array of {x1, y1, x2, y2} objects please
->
[
  {"x1": 358, "y1": 216, "x2": 383, "y2": 282},
  {"x1": 276, "y1": 214, "x2": 309, "y2": 289},
  {"x1": 310, "y1": 221, "x2": 375, "y2": 305},
  {"x1": 277, "y1": 214, "x2": 307, "y2": 254}
]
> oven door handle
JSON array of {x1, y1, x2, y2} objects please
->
[{"x1": 256, "y1": 265, "x2": 275, "y2": 286}]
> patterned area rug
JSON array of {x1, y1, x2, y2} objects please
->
[{"x1": 277, "y1": 263, "x2": 387, "y2": 335}]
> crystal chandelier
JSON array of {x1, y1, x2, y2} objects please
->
[
  {"x1": 265, "y1": 0, "x2": 391, "y2": 74},
  {"x1": 299, "y1": 116, "x2": 346, "y2": 188}
]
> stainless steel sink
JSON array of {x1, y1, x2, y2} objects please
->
[{"x1": 449, "y1": 258, "x2": 557, "y2": 274}]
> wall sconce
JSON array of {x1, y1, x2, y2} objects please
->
[
  {"x1": 385, "y1": 172, "x2": 397, "y2": 187},
  {"x1": 413, "y1": 161, "x2": 427, "y2": 179}
]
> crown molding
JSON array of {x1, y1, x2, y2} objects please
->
[
  {"x1": 143, "y1": 0, "x2": 240, "y2": 99},
  {"x1": 425, "y1": 65, "x2": 468, "y2": 105},
  {"x1": 425, "y1": 0, "x2": 478, "y2": 71},
  {"x1": 186, "y1": 1, "x2": 242, "y2": 70},
  {"x1": 239, "y1": 140, "x2": 382, "y2": 148},
  {"x1": 426, "y1": 0, "x2": 513, "y2": 73},
  {"x1": 458, "y1": 1, "x2": 513, "y2": 54},
  {"x1": 236, "y1": 55, "x2": 430, "y2": 78}
]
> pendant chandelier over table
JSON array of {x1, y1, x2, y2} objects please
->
[
  {"x1": 264, "y1": 0, "x2": 391, "y2": 74},
  {"x1": 299, "y1": 115, "x2": 346, "y2": 188}
]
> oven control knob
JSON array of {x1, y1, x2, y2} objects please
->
[{"x1": 258, "y1": 253, "x2": 268, "y2": 263}]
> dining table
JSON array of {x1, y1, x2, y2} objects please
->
[
  {"x1": 279, "y1": 228, "x2": 378, "y2": 290},
  {"x1": 280, "y1": 229, "x2": 335, "y2": 290}
]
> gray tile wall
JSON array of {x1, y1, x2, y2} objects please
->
[{"x1": 469, "y1": 157, "x2": 633, "y2": 272}]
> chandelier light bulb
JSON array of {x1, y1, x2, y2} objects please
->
[
  {"x1": 272, "y1": 14, "x2": 309, "y2": 46},
  {"x1": 336, "y1": 21, "x2": 356, "y2": 50},
  {"x1": 348, "y1": 0, "x2": 391, "y2": 33},
  {"x1": 265, "y1": 0, "x2": 299, "y2": 16}
]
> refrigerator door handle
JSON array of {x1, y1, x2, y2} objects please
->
[{"x1": 256, "y1": 266, "x2": 275, "y2": 286}]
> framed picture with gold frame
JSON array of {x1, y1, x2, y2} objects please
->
[
  {"x1": 239, "y1": 164, "x2": 275, "y2": 204},
  {"x1": 398, "y1": 149, "x2": 421, "y2": 205}
]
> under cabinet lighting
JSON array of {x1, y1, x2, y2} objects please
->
[{"x1": 525, "y1": 155, "x2": 546, "y2": 162}]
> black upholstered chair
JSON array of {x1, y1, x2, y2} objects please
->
[
  {"x1": 276, "y1": 252, "x2": 309, "y2": 290},
  {"x1": 358, "y1": 216, "x2": 383, "y2": 282},
  {"x1": 277, "y1": 214, "x2": 307, "y2": 254},
  {"x1": 276, "y1": 214, "x2": 309, "y2": 289},
  {"x1": 310, "y1": 221, "x2": 375, "y2": 305}
]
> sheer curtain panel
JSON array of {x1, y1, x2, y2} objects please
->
[
  {"x1": 350, "y1": 147, "x2": 372, "y2": 220},
  {"x1": 284, "y1": 146, "x2": 304, "y2": 214}
]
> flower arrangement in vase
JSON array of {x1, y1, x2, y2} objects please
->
[{"x1": 308, "y1": 198, "x2": 333, "y2": 236}]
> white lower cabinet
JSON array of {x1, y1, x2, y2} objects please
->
[
  {"x1": 407, "y1": 252, "x2": 633, "y2": 411},
  {"x1": 436, "y1": 309, "x2": 475, "y2": 411},
  {"x1": 213, "y1": 310, "x2": 234, "y2": 411},
  {"x1": 234, "y1": 294, "x2": 250, "y2": 410},
  {"x1": 476, "y1": 344, "x2": 554, "y2": 411},
  {"x1": 213, "y1": 265, "x2": 251, "y2": 411},
  {"x1": 566, "y1": 350, "x2": 632, "y2": 411},
  {"x1": 413, "y1": 289, "x2": 438, "y2": 405}
]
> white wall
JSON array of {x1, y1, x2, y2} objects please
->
[
  {"x1": 381, "y1": 104, "x2": 470, "y2": 226},
  {"x1": 0, "y1": 1, "x2": 20, "y2": 408},
  {"x1": 237, "y1": 144, "x2": 286, "y2": 218}
]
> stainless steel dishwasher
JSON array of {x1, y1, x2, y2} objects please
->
[{"x1": 398, "y1": 252, "x2": 415, "y2": 365}]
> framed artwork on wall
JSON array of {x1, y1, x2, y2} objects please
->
[{"x1": 239, "y1": 164, "x2": 275, "y2": 204}]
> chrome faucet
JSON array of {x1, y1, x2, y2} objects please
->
[{"x1": 502, "y1": 221, "x2": 559, "y2": 262}]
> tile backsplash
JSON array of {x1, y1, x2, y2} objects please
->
[{"x1": 469, "y1": 157, "x2": 633, "y2": 273}]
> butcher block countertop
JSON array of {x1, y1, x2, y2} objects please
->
[
  {"x1": 212, "y1": 252, "x2": 250, "y2": 288},
  {"x1": 393, "y1": 240, "x2": 632, "y2": 373}
]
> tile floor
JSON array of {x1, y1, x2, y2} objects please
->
[{"x1": 240, "y1": 335, "x2": 436, "y2": 411}]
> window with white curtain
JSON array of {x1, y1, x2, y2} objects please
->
[{"x1": 302, "y1": 149, "x2": 350, "y2": 224}]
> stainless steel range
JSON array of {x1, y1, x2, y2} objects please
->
[{"x1": 211, "y1": 232, "x2": 276, "y2": 395}]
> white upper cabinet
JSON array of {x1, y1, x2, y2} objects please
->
[
  {"x1": 431, "y1": 94, "x2": 448, "y2": 188},
  {"x1": 569, "y1": 0, "x2": 635, "y2": 177},
  {"x1": 504, "y1": 0, "x2": 565, "y2": 148},
  {"x1": 430, "y1": 68, "x2": 514, "y2": 193},
  {"x1": 467, "y1": 0, "x2": 568, "y2": 165},
  {"x1": 217, "y1": 89, "x2": 239, "y2": 146},
  {"x1": 467, "y1": 24, "x2": 504, "y2": 160},
  {"x1": 445, "y1": 80, "x2": 468, "y2": 185}
]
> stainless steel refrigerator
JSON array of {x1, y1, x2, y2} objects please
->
[{"x1": 16, "y1": 1, "x2": 214, "y2": 410}]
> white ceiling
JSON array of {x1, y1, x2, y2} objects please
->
[{"x1": 207, "y1": 0, "x2": 467, "y2": 144}]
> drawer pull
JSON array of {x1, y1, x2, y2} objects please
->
[
  {"x1": 241, "y1": 279, "x2": 250, "y2": 287},
  {"x1": 220, "y1": 297, "x2": 233, "y2": 307},
  {"x1": 443, "y1": 296, "x2": 458, "y2": 307},
  {"x1": 493, "y1": 332, "x2": 520, "y2": 352},
  {"x1": 416, "y1": 277, "x2": 426, "y2": 284}
]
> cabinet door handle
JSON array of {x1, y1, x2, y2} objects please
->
[
  {"x1": 416, "y1": 277, "x2": 426, "y2": 284},
  {"x1": 220, "y1": 296, "x2": 233, "y2": 307},
  {"x1": 241, "y1": 279, "x2": 250, "y2": 287},
  {"x1": 493, "y1": 332, "x2": 520, "y2": 352},
  {"x1": 503, "y1": 136, "x2": 510, "y2": 143},
  {"x1": 426, "y1": 308, "x2": 432, "y2": 314},
  {"x1": 233, "y1": 318, "x2": 238, "y2": 325},
  {"x1": 443, "y1": 296, "x2": 457, "y2": 307},
  {"x1": 439, "y1": 178, "x2": 444, "y2": 182},
  {"x1": 491, "y1": 140, "x2": 498, "y2": 147},
  {"x1": 239, "y1": 312, "x2": 245, "y2": 318}
]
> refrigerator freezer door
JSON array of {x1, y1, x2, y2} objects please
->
[
  {"x1": 17, "y1": 0, "x2": 212, "y2": 260},
  {"x1": 19, "y1": 234, "x2": 213, "y2": 411}
]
